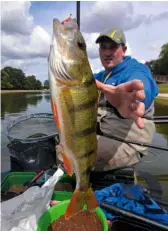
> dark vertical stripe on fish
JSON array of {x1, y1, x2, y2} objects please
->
[
  {"x1": 82, "y1": 77, "x2": 95, "y2": 87},
  {"x1": 74, "y1": 126, "x2": 96, "y2": 137},
  {"x1": 68, "y1": 97, "x2": 97, "y2": 113},
  {"x1": 78, "y1": 150, "x2": 94, "y2": 159}
]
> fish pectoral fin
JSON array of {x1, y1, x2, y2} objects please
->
[
  {"x1": 51, "y1": 99, "x2": 61, "y2": 131},
  {"x1": 63, "y1": 154, "x2": 73, "y2": 176},
  {"x1": 56, "y1": 144, "x2": 73, "y2": 176},
  {"x1": 65, "y1": 187, "x2": 99, "y2": 219}
]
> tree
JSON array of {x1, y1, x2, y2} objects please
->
[
  {"x1": 1, "y1": 69, "x2": 14, "y2": 89},
  {"x1": 145, "y1": 60, "x2": 154, "y2": 72},
  {"x1": 23, "y1": 76, "x2": 42, "y2": 90},
  {"x1": 1, "y1": 67, "x2": 26, "y2": 89},
  {"x1": 145, "y1": 43, "x2": 168, "y2": 75},
  {"x1": 159, "y1": 43, "x2": 168, "y2": 59},
  {"x1": 35, "y1": 80, "x2": 42, "y2": 90},
  {"x1": 24, "y1": 75, "x2": 37, "y2": 90},
  {"x1": 43, "y1": 80, "x2": 49, "y2": 89},
  {"x1": 1, "y1": 67, "x2": 43, "y2": 90}
]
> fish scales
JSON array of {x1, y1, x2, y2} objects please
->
[{"x1": 58, "y1": 83, "x2": 97, "y2": 180}]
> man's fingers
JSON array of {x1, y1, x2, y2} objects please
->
[
  {"x1": 130, "y1": 101, "x2": 145, "y2": 116},
  {"x1": 122, "y1": 79, "x2": 144, "y2": 92},
  {"x1": 136, "y1": 89, "x2": 145, "y2": 101},
  {"x1": 136, "y1": 117, "x2": 144, "y2": 129},
  {"x1": 129, "y1": 112, "x2": 144, "y2": 129},
  {"x1": 126, "y1": 89, "x2": 145, "y2": 103},
  {"x1": 129, "y1": 101, "x2": 145, "y2": 128}
]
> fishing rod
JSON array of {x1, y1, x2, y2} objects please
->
[
  {"x1": 97, "y1": 116, "x2": 168, "y2": 152},
  {"x1": 153, "y1": 116, "x2": 168, "y2": 124},
  {"x1": 99, "y1": 132, "x2": 168, "y2": 151},
  {"x1": 76, "y1": 1, "x2": 80, "y2": 30}
]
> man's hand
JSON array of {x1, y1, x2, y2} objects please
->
[{"x1": 96, "y1": 79, "x2": 145, "y2": 129}]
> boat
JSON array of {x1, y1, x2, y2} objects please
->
[{"x1": 1, "y1": 113, "x2": 168, "y2": 231}]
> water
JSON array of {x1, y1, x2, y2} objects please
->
[
  {"x1": 1, "y1": 92, "x2": 53, "y2": 172},
  {"x1": 1, "y1": 92, "x2": 168, "y2": 200}
]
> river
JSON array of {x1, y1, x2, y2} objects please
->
[{"x1": 1, "y1": 92, "x2": 168, "y2": 200}]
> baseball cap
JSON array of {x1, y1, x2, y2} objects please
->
[{"x1": 95, "y1": 29, "x2": 126, "y2": 45}]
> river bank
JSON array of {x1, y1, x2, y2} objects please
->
[
  {"x1": 1, "y1": 89, "x2": 50, "y2": 94},
  {"x1": 1, "y1": 90, "x2": 168, "y2": 97},
  {"x1": 157, "y1": 93, "x2": 168, "y2": 98}
]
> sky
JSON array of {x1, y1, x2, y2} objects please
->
[{"x1": 1, "y1": 1, "x2": 168, "y2": 83}]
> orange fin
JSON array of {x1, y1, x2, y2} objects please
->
[
  {"x1": 51, "y1": 99, "x2": 60, "y2": 131},
  {"x1": 63, "y1": 154, "x2": 73, "y2": 176},
  {"x1": 56, "y1": 144, "x2": 73, "y2": 176},
  {"x1": 65, "y1": 187, "x2": 99, "y2": 219}
]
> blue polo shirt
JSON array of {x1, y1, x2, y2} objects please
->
[{"x1": 94, "y1": 56, "x2": 159, "y2": 110}]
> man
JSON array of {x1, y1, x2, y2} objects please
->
[{"x1": 93, "y1": 28, "x2": 159, "y2": 172}]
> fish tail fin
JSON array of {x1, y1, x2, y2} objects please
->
[{"x1": 65, "y1": 187, "x2": 99, "y2": 219}]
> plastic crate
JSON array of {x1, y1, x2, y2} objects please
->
[
  {"x1": 54, "y1": 173, "x2": 76, "y2": 191},
  {"x1": 51, "y1": 191, "x2": 73, "y2": 201},
  {"x1": 1, "y1": 172, "x2": 36, "y2": 191},
  {"x1": 52, "y1": 174, "x2": 75, "y2": 202},
  {"x1": 57, "y1": 173, "x2": 76, "y2": 187}
]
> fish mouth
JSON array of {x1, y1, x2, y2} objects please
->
[
  {"x1": 49, "y1": 18, "x2": 79, "y2": 83},
  {"x1": 53, "y1": 18, "x2": 60, "y2": 24},
  {"x1": 49, "y1": 17, "x2": 85, "y2": 84},
  {"x1": 52, "y1": 17, "x2": 78, "y2": 46}
]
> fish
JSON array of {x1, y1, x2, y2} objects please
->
[{"x1": 48, "y1": 18, "x2": 99, "y2": 219}]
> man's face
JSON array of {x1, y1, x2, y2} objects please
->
[{"x1": 99, "y1": 40, "x2": 127, "y2": 71}]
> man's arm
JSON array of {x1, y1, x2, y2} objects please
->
[{"x1": 96, "y1": 79, "x2": 145, "y2": 129}]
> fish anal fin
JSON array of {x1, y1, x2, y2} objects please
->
[{"x1": 65, "y1": 187, "x2": 99, "y2": 219}]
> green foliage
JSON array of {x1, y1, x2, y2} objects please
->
[
  {"x1": 24, "y1": 75, "x2": 38, "y2": 90},
  {"x1": 159, "y1": 43, "x2": 168, "y2": 59},
  {"x1": 35, "y1": 80, "x2": 42, "y2": 90},
  {"x1": 1, "y1": 69, "x2": 14, "y2": 89},
  {"x1": 43, "y1": 80, "x2": 49, "y2": 89},
  {"x1": 146, "y1": 43, "x2": 168, "y2": 75},
  {"x1": 1, "y1": 67, "x2": 42, "y2": 90},
  {"x1": 2, "y1": 67, "x2": 26, "y2": 89}
]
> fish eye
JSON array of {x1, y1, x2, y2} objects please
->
[{"x1": 77, "y1": 41, "x2": 86, "y2": 50}]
